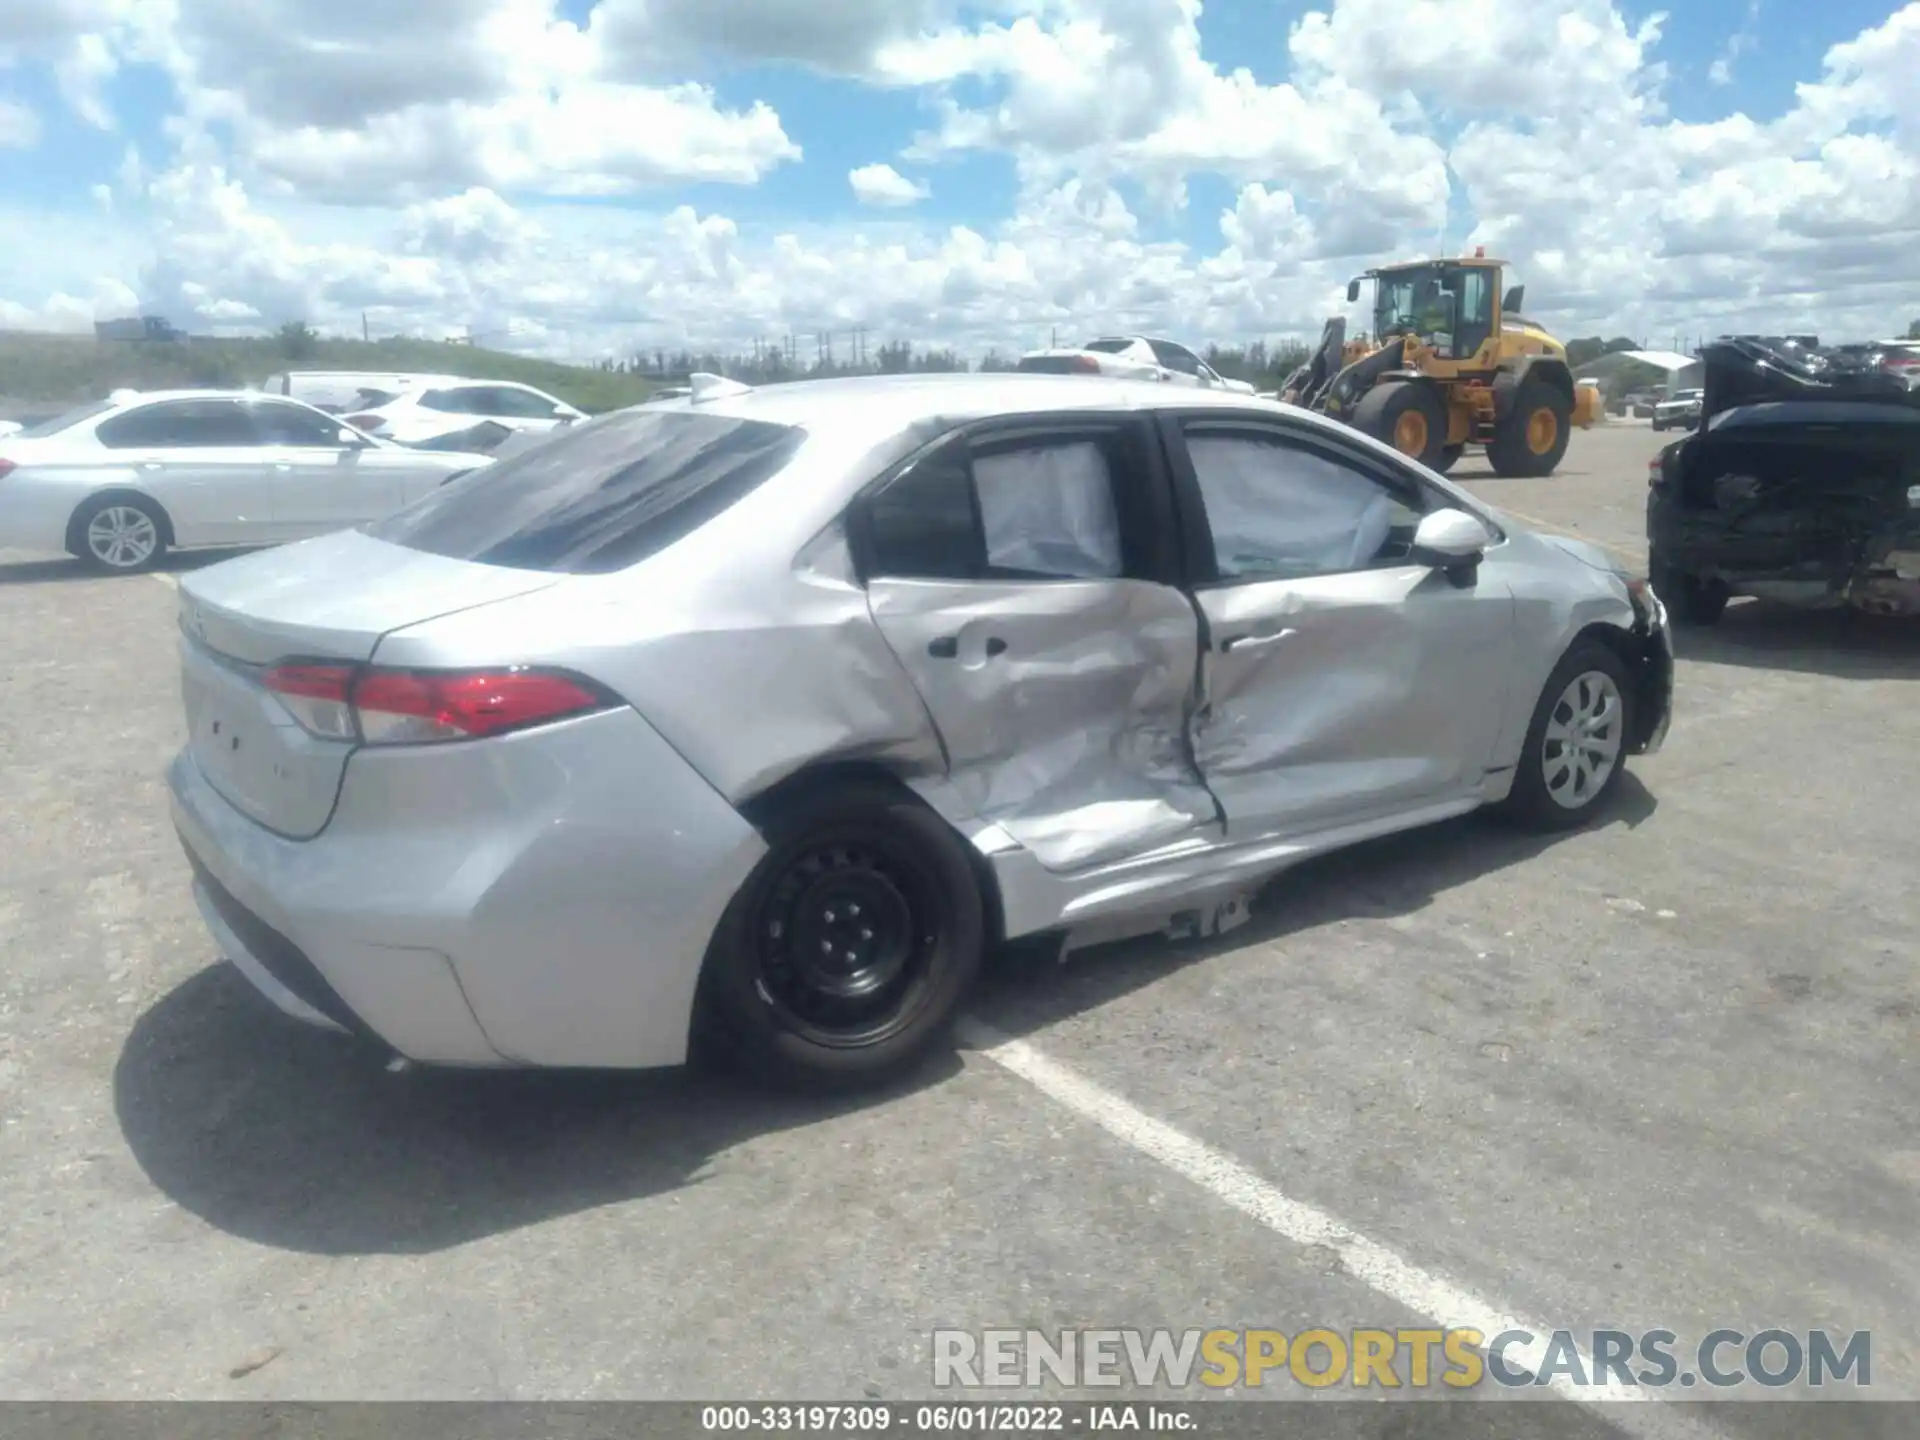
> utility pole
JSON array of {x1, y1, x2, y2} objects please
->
[{"x1": 361, "y1": 311, "x2": 369, "y2": 342}]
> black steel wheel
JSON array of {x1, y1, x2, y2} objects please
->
[{"x1": 694, "y1": 778, "x2": 985, "y2": 1089}]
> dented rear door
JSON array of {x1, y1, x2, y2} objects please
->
[{"x1": 861, "y1": 417, "x2": 1216, "y2": 873}]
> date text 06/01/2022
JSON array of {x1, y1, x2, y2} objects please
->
[{"x1": 698, "y1": 1405, "x2": 1196, "y2": 1432}]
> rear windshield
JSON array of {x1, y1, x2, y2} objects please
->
[
  {"x1": 14, "y1": 399, "x2": 117, "y2": 439},
  {"x1": 1084, "y1": 339, "x2": 1134, "y2": 353},
  {"x1": 366, "y1": 408, "x2": 806, "y2": 574}
]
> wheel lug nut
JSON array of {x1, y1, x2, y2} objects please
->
[
  {"x1": 824, "y1": 909, "x2": 836, "y2": 923},
  {"x1": 849, "y1": 903, "x2": 861, "y2": 917}
]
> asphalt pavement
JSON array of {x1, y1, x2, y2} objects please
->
[{"x1": 1, "y1": 421, "x2": 1916, "y2": 1436}]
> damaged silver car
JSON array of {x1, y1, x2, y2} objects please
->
[{"x1": 168, "y1": 372, "x2": 1673, "y2": 1089}]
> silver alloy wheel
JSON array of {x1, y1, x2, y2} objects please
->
[
  {"x1": 1542, "y1": 669, "x2": 1624, "y2": 811},
  {"x1": 86, "y1": 505, "x2": 159, "y2": 570}
]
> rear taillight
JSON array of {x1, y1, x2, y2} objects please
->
[
  {"x1": 1070, "y1": 355, "x2": 1101, "y2": 374},
  {"x1": 343, "y1": 413, "x2": 386, "y2": 431},
  {"x1": 1884, "y1": 356, "x2": 1919, "y2": 371},
  {"x1": 0, "y1": 458, "x2": 15, "y2": 481},
  {"x1": 1647, "y1": 456, "x2": 1664, "y2": 487},
  {"x1": 262, "y1": 663, "x2": 610, "y2": 745}
]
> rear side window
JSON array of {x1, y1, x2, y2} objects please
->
[
  {"x1": 861, "y1": 431, "x2": 1128, "y2": 582},
  {"x1": 96, "y1": 400, "x2": 260, "y2": 449},
  {"x1": 15, "y1": 399, "x2": 115, "y2": 439},
  {"x1": 416, "y1": 389, "x2": 466, "y2": 413},
  {"x1": 367, "y1": 408, "x2": 806, "y2": 574}
]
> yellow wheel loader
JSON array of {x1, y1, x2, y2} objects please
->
[{"x1": 1281, "y1": 250, "x2": 1603, "y2": 477}]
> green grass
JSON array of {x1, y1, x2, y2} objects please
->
[{"x1": 0, "y1": 331, "x2": 658, "y2": 414}]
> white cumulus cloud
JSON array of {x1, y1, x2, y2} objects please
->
[{"x1": 849, "y1": 163, "x2": 931, "y2": 207}]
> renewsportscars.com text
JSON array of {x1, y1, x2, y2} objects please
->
[{"x1": 931, "y1": 1327, "x2": 1871, "y2": 1391}]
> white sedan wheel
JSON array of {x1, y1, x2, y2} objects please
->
[{"x1": 85, "y1": 504, "x2": 162, "y2": 571}]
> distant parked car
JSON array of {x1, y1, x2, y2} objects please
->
[
  {"x1": 0, "y1": 390, "x2": 488, "y2": 573},
  {"x1": 259, "y1": 371, "x2": 450, "y2": 414},
  {"x1": 341, "y1": 379, "x2": 585, "y2": 445},
  {"x1": 1017, "y1": 336, "x2": 1257, "y2": 393},
  {"x1": 1650, "y1": 389, "x2": 1704, "y2": 431},
  {"x1": 167, "y1": 371, "x2": 1671, "y2": 1092}
]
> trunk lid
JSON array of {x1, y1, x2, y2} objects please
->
[{"x1": 177, "y1": 529, "x2": 561, "y2": 838}]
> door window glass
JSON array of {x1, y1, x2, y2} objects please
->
[
  {"x1": 416, "y1": 388, "x2": 477, "y2": 414},
  {"x1": 96, "y1": 400, "x2": 261, "y2": 449},
  {"x1": 1148, "y1": 340, "x2": 1203, "y2": 375},
  {"x1": 1185, "y1": 431, "x2": 1425, "y2": 580},
  {"x1": 974, "y1": 440, "x2": 1122, "y2": 578},
  {"x1": 864, "y1": 432, "x2": 1130, "y2": 582},
  {"x1": 865, "y1": 453, "x2": 979, "y2": 581},
  {"x1": 488, "y1": 386, "x2": 565, "y2": 419},
  {"x1": 248, "y1": 401, "x2": 353, "y2": 446}
]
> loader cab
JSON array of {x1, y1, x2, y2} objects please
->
[{"x1": 1348, "y1": 259, "x2": 1505, "y2": 371}]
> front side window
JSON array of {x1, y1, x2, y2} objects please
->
[
  {"x1": 96, "y1": 400, "x2": 259, "y2": 450},
  {"x1": 367, "y1": 408, "x2": 807, "y2": 574},
  {"x1": 1149, "y1": 340, "x2": 1203, "y2": 376},
  {"x1": 488, "y1": 386, "x2": 565, "y2": 419},
  {"x1": 248, "y1": 401, "x2": 353, "y2": 447},
  {"x1": 414, "y1": 389, "x2": 470, "y2": 414},
  {"x1": 863, "y1": 431, "x2": 1128, "y2": 583},
  {"x1": 1184, "y1": 428, "x2": 1426, "y2": 581}
]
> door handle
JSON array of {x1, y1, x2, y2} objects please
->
[
  {"x1": 927, "y1": 635, "x2": 1008, "y2": 660},
  {"x1": 1220, "y1": 627, "x2": 1297, "y2": 653}
]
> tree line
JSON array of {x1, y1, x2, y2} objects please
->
[{"x1": 599, "y1": 338, "x2": 1317, "y2": 387}]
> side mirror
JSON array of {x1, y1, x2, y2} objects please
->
[
  {"x1": 1503, "y1": 283, "x2": 1526, "y2": 314},
  {"x1": 1346, "y1": 279, "x2": 1362, "y2": 303},
  {"x1": 1410, "y1": 508, "x2": 1492, "y2": 571}
]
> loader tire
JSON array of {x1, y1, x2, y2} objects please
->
[
  {"x1": 1489, "y1": 377, "x2": 1574, "y2": 478},
  {"x1": 1431, "y1": 443, "x2": 1466, "y2": 474},
  {"x1": 1351, "y1": 381, "x2": 1448, "y2": 470}
]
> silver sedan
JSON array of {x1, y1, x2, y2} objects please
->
[
  {"x1": 0, "y1": 389, "x2": 488, "y2": 573},
  {"x1": 167, "y1": 373, "x2": 1673, "y2": 1089}
]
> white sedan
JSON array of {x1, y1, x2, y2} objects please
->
[
  {"x1": 1017, "y1": 335, "x2": 1257, "y2": 392},
  {"x1": 0, "y1": 390, "x2": 490, "y2": 574},
  {"x1": 340, "y1": 377, "x2": 585, "y2": 446}
]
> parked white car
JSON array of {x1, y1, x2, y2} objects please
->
[
  {"x1": 341, "y1": 378, "x2": 585, "y2": 444},
  {"x1": 1017, "y1": 336, "x2": 1257, "y2": 393},
  {"x1": 0, "y1": 390, "x2": 489, "y2": 573},
  {"x1": 258, "y1": 371, "x2": 460, "y2": 414}
]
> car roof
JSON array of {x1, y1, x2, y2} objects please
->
[
  {"x1": 647, "y1": 371, "x2": 1328, "y2": 437},
  {"x1": 108, "y1": 388, "x2": 326, "y2": 407}
]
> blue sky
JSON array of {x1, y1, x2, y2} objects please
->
[{"x1": 0, "y1": 0, "x2": 1915, "y2": 357}]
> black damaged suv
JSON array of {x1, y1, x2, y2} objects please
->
[{"x1": 1646, "y1": 337, "x2": 1920, "y2": 624}]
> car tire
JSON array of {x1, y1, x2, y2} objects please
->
[
  {"x1": 1494, "y1": 640, "x2": 1635, "y2": 832},
  {"x1": 1487, "y1": 377, "x2": 1575, "y2": 477},
  {"x1": 1648, "y1": 551, "x2": 1730, "y2": 626},
  {"x1": 1351, "y1": 380, "x2": 1449, "y2": 469},
  {"x1": 71, "y1": 494, "x2": 169, "y2": 575},
  {"x1": 693, "y1": 778, "x2": 986, "y2": 1091}
]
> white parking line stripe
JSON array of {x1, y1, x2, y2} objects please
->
[
  {"x1": 151, "y1": 571, "x2": 177, "y2": 588},
  {"x1": 959, "y1": 1021, "x2": 1728, "y2": 1439}
]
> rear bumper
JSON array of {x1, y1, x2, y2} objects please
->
[
  {"x1": 0, "y1": 475, "x2": 84, "y2": 556},
  {"x1": 168, "y1": 705, "x2": 769, "y2": 1069}
]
